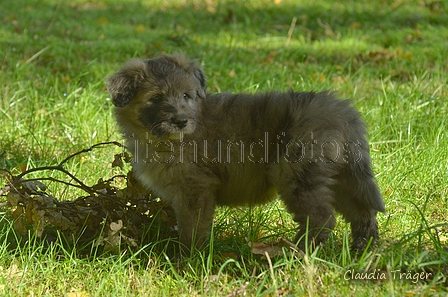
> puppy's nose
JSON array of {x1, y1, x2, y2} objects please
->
[{"x1": 171, "y1": 115, "x2": 188, "y2": 128}]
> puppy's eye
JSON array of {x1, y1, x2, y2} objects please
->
[
  {"x1": 183, "y1": 93, "x2": 190, "y2": 100},
  {"x1": 153, "y1": 95, "x2": 163, "y2": 101}
]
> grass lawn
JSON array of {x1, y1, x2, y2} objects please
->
[{"x1": 1, "y1": 0, "x2": 447, "y2": 295}]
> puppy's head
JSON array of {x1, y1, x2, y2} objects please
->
[{"x1": 107, "y1": 53, "x2": 206, "y2": 138}]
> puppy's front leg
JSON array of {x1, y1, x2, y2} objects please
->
[{"x1": 171, "y1": 191, "x2": 216, "y2": 255}]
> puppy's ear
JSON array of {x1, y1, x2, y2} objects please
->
[
  {"x1": 192, "y1": 67, "x2": 206, "y2": 99},
  {"x1": 169, "y1": 53, "x2": 207, "y2": 99},
  {"x1": 107, "y1": 59, "x2": 147, "y2": 107}
]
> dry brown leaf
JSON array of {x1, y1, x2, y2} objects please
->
[
  {"x1": 97, "y1": 17, "x2": 108, "y2": 25},
  {"x1": 11, "y1": 206, "x2": 23, "y2": 218},
  {"x1": 206, "y1": 0, "x2": 217, "y2": 13},
  {"x1": 110, "y1": 220, "x2": 123, "y2": 233},
  {"x1": 67, "y1": 291, "x2": 90, "y2": 297},
  {"x1": 248, "y1": 239, "x2": 285, "y2": 258},
  {"x1": 7, "y1": 192, "x2": 21, "y2": 206},
  {"x1": 349, "y1": 21, "x2": 361, "y2": 29},
  {"x1": 13, "y1": 217, "x2": 27, "y2": 235},
  {"x1": 264, "y1": 50, "x2": 278, "y2": 64},
  {"x1": 312, "y1": 72, "x2": 326, "y2": 83},
  {"x1": 46, "y1": 211, "x2": 77, "y2": 230},
  {"x1": 368, "y1": 50, "x2": 394, "y2": 61},
  {"x1": 33, "y1": 195, "x2": 53, "y2": 208},
  {"x1": 22, "y1": 180, "x2": 47, "y2": 193},
  {"x1": 222, "y1": 252, "x2": 239, "y2": 260},
  {"x1": 135, "y1": 25, "x2": 145, "y2": 32},
  {"x1": 367, "y1": 47, "x2": 413, "y2": 63},
  {"x1": 18, "y1": 164, "x2": 27, "y2": 173}
]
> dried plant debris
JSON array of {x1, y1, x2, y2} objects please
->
[{"x1": 0, "y1": 142, "x2": 177, "y2": 251}]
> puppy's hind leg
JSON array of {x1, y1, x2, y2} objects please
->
[
  {"x1": 332, "y1": 166, "x2": 384, "y2": 252},
  {"x1": 277, "y1": 170, "x2": 336, "y2": 251}
]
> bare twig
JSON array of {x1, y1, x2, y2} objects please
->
[
  {"x1": 13, "y1": 141, "x2": 125, "y2": 196},
  {"x1": 281, "y1": 237, "x2": 305, "y2": 257},
  {"x1": 15, "y1": 177, "x2": 90, "y2": 192},
  {"x1": 58, "y1": 141, "x2": 124, "y2": 166},
  {"x1": 14, "y1": 165, "x2": 97, "y2": 195}
]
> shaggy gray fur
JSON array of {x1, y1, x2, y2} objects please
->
[{"x1": 107, "y1": 53, "x2": 385, "y2": 253}]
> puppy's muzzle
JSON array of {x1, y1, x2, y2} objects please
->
[{"x1": 171, "y1": 114, "x2": 189, "y2": 129}]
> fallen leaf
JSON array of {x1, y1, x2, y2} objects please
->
[
  {"x1": 7, "y1": 192, "x2": 21, "y2": 206},
  {"x1": 368, "y1": 49, "x2": 394, "y2": 61},
  {"x1": 396, "y1": 47, "x2": 413, "y2": 60},
  {"x1": 67, "y1": 291, "x2": 90, "y2": 297},
  {"x1": 312, "y1": 72, "x2": 326, "y2": 83},
  {"x1": 19, "y1": 164, "x2": 27, "y2": 173},
  {"x1": 222, "y1": 252, "x2": 239, "y2": 260},
  {"x1": 349, "y1": 21, "x2": 361, "y2": 29},
  {"x1": 367, "y1": 47, "x2": 413, "y2": 63},
  {"x1": 248, "y1": 240, "x2": 284, "y2": 258},
  {"x1": 22, "y1": 180, "x2": 47, "y2": 193},
  {"x1": 34, "y1": 195, "x2": 54, "y2": 208},
  {"x1": 97, "y1": 17, "x2": 108, "y2": 25},
  {"x1": 264, "y1": 50, "x2": 278, "y2": 63},
  {"x1": 13, "y1": 214, "x2": 27, "y2": 235},
  {"x1": 110, "y1": 220, "x2": 123, "y2": 233},
  {"x1": 206, "y1": 0, "x2": 216, "y2": 13},
  {"x1": 135, "y1": 25, "x2": 145, "y2": 32}
]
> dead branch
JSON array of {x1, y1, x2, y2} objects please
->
[{"x1": 0, "y1": 142, "x2": 177, "y2": 250}]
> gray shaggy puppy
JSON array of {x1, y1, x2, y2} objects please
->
[{"x1": 107, "y1": 53, "x2": 384, "y2": 254}]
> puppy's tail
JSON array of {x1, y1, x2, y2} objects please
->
[
  {"x1": 355, "y1": 169, "x2": 384, "y2": 213},
  {"x1": 346, "y1": 148, "x2": 385, "y2": 213}
]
